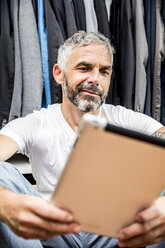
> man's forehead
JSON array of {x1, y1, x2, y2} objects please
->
[{"x1": 68, "y1": 43, "x2": 111, "y2": 65}]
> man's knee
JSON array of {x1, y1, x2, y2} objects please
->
[
  {"x1": 0, "y1": 161, "x2": 25, "y2": 191},
  {"x1": 0, "y1": 161, "x2": 21, "y2": 177},
  {"x1": 0, "y1": 161, "x2": 39, "y2": 196}
]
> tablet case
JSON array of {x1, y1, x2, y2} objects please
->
[{"x1": 51, "y1": 114, "x2": 165, "y2": 238}]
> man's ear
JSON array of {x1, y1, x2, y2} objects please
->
[{"x1": 53, "y1": 64, "x2": 63, "y2": 85}]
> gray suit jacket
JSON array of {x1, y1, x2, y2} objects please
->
[
  {"x1": 19, "y1": 0, "x2": 43, "y2": 117},
  {"x1": 9, "y1": 0, "x2": 22, "y2": 121},
  {"x1": 152, "y1": 0, "x2": 165, "y2": 121},
  {"x1": 132, "y1": 0, "x2": 149, "y2": 113}
]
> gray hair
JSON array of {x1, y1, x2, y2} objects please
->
[{"x1": 57, "y1": 31, "x2": 115, "y2": 72}]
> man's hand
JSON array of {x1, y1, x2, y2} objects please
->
[
  {"x1": 118, "y1": 196, "x2": 165, "y2": 247},
  {"x1": 0, "y1": 188, "x2": 80, "y2": 239}
]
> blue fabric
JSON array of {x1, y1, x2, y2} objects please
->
[{"x1": 37, "y1": 0, "x2": 51, "y2": 107}]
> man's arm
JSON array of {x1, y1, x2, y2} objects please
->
[
  {"x1": 117, "y1": 126, "x2": 165, "y2": 247},
  {"x1": 152, "y1": 126, "x2": 165, "y2": 139},
  {"x1": 0, "y1": 134, "x2": 19, "y2": 161},
  {"x1": 0, "y1": 134, "x2": 80, "y2": 239}
]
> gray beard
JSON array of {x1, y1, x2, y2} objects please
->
[{"x1": 63, "y1": 76, "x2": 107, "y2": 112}]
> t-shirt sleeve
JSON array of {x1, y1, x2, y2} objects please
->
[
  {"x1": 0, "y1": 111, "x2": 42, "y2": 156},
  {"x1": 102, "y1": 105, "x2": 163, "y2": 135},
  {"x1": 117, "y1": 107, "x2": 163, "y2": 135}
]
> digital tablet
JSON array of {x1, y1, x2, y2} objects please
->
[{"x1": 51, "y1": 113, "x2": 165, "y2": 238}]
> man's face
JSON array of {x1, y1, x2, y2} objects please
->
[{"x1": 62, "y1": 44, "x2": 112, "y2": 112}]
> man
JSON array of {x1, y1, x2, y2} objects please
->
[{"x1": 0, "y1": 31, "x2": 165, "y2": 248}]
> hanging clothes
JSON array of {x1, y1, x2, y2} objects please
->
[
  {"x1": 9, "y1": 0, "x2": 22, "y2": 122},
  {"x1": 109, "y1": 0, "x2": 135, "y2": 109},
  {"x1": 94, "y1": 0, "x2": 110, "y2": 39},
  {"x1": 143, "y1": 0, "x2": 156, "y2": 116},
  {"x1": 44, "y1": 0, "x2": 77, "y2": 104},
  {"x1": 63, "y1": 0, "x2": 77, "y2": 37},
  {"x1": 19, "y1": 0, "x2": 43, "y2": 116},
  {"x1": 105, "y1": 0, "x2": 113, "y2": 21},
  {"x1": 160, "y1": 0, "x2": 165, "y2": 125},
  {"x1": 132, "y1": 0, "x2": 148, "y2": 113},
  {"x1": 0, "y1": 0, "x2": 14, "y2": 128},
  {"x1": 37, "y1": 0, "x2": 51, "y2": 108},
  {"x1": 1, "y1": 0, "x2": 165, "y2": 123},
  {"x1": 49, "y1": 0, "x2": 67, "y2": 40},
  {"x1": 31, "y1": 0, "x2": 38, "y2": 26},
  {"x1": 44, "y1": 0, "x2": 64, "y2": 104},
  {"x1": 48, "y1": 0, "x2": 77, "y2": 40},
  {"x1": 83, "y1": 0, "x2": 98, "y2": 33},
  {"x1": 72, "y1": 0, "x2": 86, "y2": 31},
  {"x1": 152, "y1": 0, "x2": 165, "y2": 121}
]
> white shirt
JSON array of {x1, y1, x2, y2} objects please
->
[{"x1": 0, "y1": 104, "x2": 163, "y2": 199}]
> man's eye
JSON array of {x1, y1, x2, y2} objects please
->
[
  {"x1": 78, "y1": 67, "x2": 89, "y2": 71},
  {"x1": 101, "y1": 70, "x2": 110, "y2": 76}
]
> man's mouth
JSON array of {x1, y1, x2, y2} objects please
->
[{"x1": 81, "y1": 89, "x2": 99, "y2": 96}]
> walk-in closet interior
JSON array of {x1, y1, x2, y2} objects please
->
[{"x1": 1, "y1": 0, "x2": 165, "y2": 130}]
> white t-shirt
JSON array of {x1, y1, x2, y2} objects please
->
[{"x1": 0, "y1": 104, "x2": 163, "y2": 199}]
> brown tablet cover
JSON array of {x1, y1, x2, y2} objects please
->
[{"x1": 51, "y1": 115, "x2": 165, "y2": 238}]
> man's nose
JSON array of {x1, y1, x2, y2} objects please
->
[{"x1": 88, "y1": 69, "x2": 100, "y2": 85}]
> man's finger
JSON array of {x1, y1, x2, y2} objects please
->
[
  {"x1": 119, "y1": 222, "x2": 145, "y2": 240},
  {"x1": 23, "y1": 196, "x2": 74, "y2": 223},
  {"x1": 119, "y1": 218, "x2": 162, "y2": 241},
  {"x1": 136, "y1": 205, "x2": 160, "y2": 223},
  {"x1": 14, "y1": 222, "x2": 80, "y2": 239},
  {"x1": 118, "y1": 224, "x2": 165, "y2": 248},
  {"x1": 136, "y1": 197, "x2": 165, "y2": 223},
  {"x1": 12, "y1": 208, "x2": 78, "y2": 234}
]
